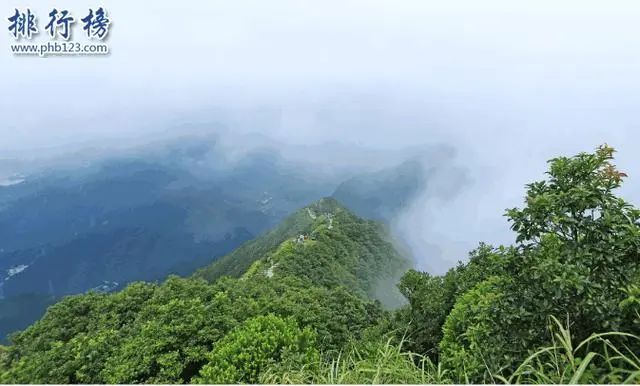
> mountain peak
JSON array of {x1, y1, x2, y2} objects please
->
[
  {"x1": 194, "y1": 197, "x2": 409, "y2": 305},
  {"x1": 304, "y1": 196, "x2": 344, "y2": 212}
]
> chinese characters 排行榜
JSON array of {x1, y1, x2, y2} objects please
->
[{"x1": 8, "y1": 8, "x2": 110, "y2": 40}]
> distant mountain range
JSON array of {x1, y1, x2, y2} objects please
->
[
  {"x1": 332, "y1": 159, "x2": 427, "y2": 222},
  {"x1": 0, "y1": 138, "x2": 446, "y2": 341}
]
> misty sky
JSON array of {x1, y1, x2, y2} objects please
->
[{"x1": 2, "y1": 1, "x2": 639, "y2": 272}]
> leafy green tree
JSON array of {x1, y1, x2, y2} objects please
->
[
  {"x1": 0, "y1": 282, "x2": 157, "y2": 383},
  {"x1": 1, "y1": 273, "x2": 382, "y2": 383},
  {"x1": 501, "y1": 145, "x2": 640, "y2": 345},
  {"x1": 101, "y1": 277, "x2": 235, "y2": 384},
  {"x1": 439, "y1": 145, "x2": 640, "y2": 381},
  {"x1": 195, "y1": 315, "x2": 319, "y2": 384},
  {"x1": 395, "y1": 243, "x2": 508, "y2": 358},
  {"x1": 438, "y1": 276, "x2": 510, "y2": 383}
]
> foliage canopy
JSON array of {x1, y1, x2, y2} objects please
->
[{"x1": 1, "y1": 146, "x2": 639, "y2": 384}]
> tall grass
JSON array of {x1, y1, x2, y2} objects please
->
[
  {"x1": 260, "y1": 336, "x2": 450, "y2": 384},
  {"x1": 261, "y1": 317, "x2": 640, "y2": 384},
  {"x1": 498, "y1": 316, "x2": 640, "y2": 384}
]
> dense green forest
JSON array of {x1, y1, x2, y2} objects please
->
[{"x1": 1, "y1": 145, "x2": 639, "y2": 384}]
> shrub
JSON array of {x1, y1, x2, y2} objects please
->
[{"x1": 196, "y1": 315, "x2": 319, "y2": 384}]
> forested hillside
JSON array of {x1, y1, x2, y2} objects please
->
[
  {"x1": 1, "y1": 145, "x2": 639, "y2": 384},
  {"x1": 0, "y1": 140, "x2": 339, "y2": 342},
  {"x1": 194, "y1": 198, "x2": 409, "y2": 305},
  {"x1": 0, "y1": 198, "x2": 408, "y2": 383},
  {"x1": 0, "y1": 137, "x2": 438, "y2": 343}
]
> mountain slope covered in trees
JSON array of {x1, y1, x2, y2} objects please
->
[
  {"x1": 194, "y1": 198, "x2": 409, "y2": 304},
  {"x1": 0, "y1": 137, "x2": 439, "y2": 342},
  {"x1": 1, "y1": 145, "x2": 639, "y2": 384},
  {"x1": 0, "y1": 198, "x2": 409, "y2": 383}
]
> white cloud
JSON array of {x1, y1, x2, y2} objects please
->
[{"x1": 1, "y1": 0, "x2": 638, "y2": 271}]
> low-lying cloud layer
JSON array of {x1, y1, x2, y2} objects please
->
[{"x1": 2, "y1": 0, "x2": 638, "y2": 272}]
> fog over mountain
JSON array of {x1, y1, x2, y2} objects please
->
[{"x1": 2, "y1": 0, "x2": 639, "y2": 275}]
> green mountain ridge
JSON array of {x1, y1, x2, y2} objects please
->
[
  {"x1": 195, "y1": 197, "x2": 410, "y2": 305},
  {"x1": 0, "y1": 197, "x2": 410, "y2": 383}
]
